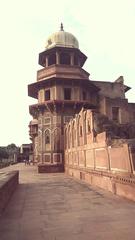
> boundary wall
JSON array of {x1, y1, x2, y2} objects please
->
[{"x1": 65, "y1": 109, "x2": 135, "y2": 201}]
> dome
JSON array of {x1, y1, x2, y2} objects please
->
[{"x1": 45, "y1": 24, "x2": 79, "y2": 50}]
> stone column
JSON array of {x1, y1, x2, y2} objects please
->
[
  {"x1": 78, "y1": 58, "x2": 81, "y2": 66},
  {"x1": 56, "y1": 51, "x2": 60, "y2": 64},
  {"x1": 70, "y1": 52, "x2": 74, "y2": 66},
  {"x1": 45, "y1": 56, "x2": 49, "y2": 67}
]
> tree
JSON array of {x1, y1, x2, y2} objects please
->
[
  {"x1": 0, "y1": 147, "x2": 9, "y2": 160},
  {"x1": 7, "y1": 143, "x2": 18, "y2": 151}
]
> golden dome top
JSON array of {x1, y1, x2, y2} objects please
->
[{"x1": 45, "y1": 24, "x2": 79, "y2": 50}]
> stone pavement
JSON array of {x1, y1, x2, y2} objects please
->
[{"x1": 0, "y1": 163, "x2": 135, "y2": 240}]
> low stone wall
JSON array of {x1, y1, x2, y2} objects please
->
[
  {"x1": 65, "y1": 166, "x2": 135, "y2": 201},
  {"x1": 0, "y1": 171, "x2": 19, "y2": 215}
]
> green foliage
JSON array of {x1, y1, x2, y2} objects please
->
[
  {"x1": 7, "y1": 143, "x2": 18, "y2": 155},
  {"x1": 0, "y1": 143, "x2": 19, "y2": 161},
  {"x1": 7, "y1": 143, "x2": 18, "y2": 151}
]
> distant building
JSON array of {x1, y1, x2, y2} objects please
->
[
  {"x1": 20, "y1": 144, "x2": 32, "y2": 161},
  {"x1": 28, "y1": 24, "x2": 135, "y2": 173}
]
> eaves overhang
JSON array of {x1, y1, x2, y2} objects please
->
[
  {"x1": 28, "y1": 77, "x2": 100, "y2": 99},
  {"x1": 124, "y1": 85, "x2": 131, "y2": 92}
]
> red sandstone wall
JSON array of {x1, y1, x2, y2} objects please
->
[
  {"x1": 65, "y1": 109, "x2": 135, "y2": 201},
  {"x1": 65, "y1": 109, "x2": 133, "y2": 174},
  {"x1": 65, "y1": 143, "x2": 131, "y2": 173},
  {"x1": 108, "y1": 144, "x2": 131, "y2": 172}
]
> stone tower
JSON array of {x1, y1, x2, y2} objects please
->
[{"x1": 28, "y1": 24, "x2": 99, "y2": 172}]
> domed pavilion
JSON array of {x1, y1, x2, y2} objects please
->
[
  {"x1": 28, "y1": 24, "x2": 99, "y2": 172},
  {"x1": 28, "y1": 24, "x2": 134, "y2": 173}
]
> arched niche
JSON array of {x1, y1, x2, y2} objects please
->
[
  {"x1": 67, "y1": 124, "x2": 71, "y2": 149},
  {"x1": 44, "y1": 129, "x2": 51, "y2": 150},
  {"x1": 64, "y1": 127, "x2": 67, "y2": 149},
  {"x1": 78, "y1": 114, "x2": 83, "y2": 146},
  {"x1": 72, "y1": 120, "x2": 76, "y2": 148}
]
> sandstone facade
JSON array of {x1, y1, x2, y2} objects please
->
[{"x1": 28, "y1": 25, "x2": 135, "y2": 176}]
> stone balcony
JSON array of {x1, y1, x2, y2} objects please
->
[
  {"x1": 29, "y1": 128, "x2": 38, "y2": 137},
  {"x1": 37, "y1": 64, "x2": 89, "y2": 81}
]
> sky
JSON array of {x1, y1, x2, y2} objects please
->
[{"x1": 0, "y1": 0, "x2": 135, "y2": 146}]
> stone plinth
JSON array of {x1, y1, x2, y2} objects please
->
[{"x1": 65, "y1": 166, "x2": 135, "y2": 202}]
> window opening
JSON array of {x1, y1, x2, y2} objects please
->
[
  {"x1": 60, "y1": 53, "x2": 70, "y2": 65},
  {"x1": 48, "y1": 53, "x2": 56, "y2": 65},
  {"x1": 45, "y1": 130, "x2": 50, "y2": 144},
  {"x1": 45, "y1": 89, "x2": 50, "y2": 101},
  {"x1": 83, "y1": 91, "x2": 86, "y2": 100},
  {"x1": 64, "y1": 88, "x2": 71, "y2": 100},
  {"x1": 112, "y1": 107, "x2": 119, "y2": 123}
]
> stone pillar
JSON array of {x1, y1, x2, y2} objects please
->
[
  {"x1": 45, "y1": 56, "x2": 49, "y2": 67},
  {"x1": 91, "y1": 111, "x2": 96, "y2": 143},
  {"x1": 78, "y1": 58, "x2": 81, "y2": 66},
  {"x1": 70, "y1": 52, "x2": 74, "y2": 66},
  {"x1": 76, "y1": 117, "x2": 79, "y2": 147},
  {"x1": 56, "y1": 51, "x2": 60, "y2": 64}
]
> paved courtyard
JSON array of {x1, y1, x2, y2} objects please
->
[{"x1": 0, "y1": 163, "x2": 135, "y2": 240}]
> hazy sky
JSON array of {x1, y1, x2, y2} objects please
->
[{"x1": 0, "y1": 0, "x2": 135, "y2": 146}]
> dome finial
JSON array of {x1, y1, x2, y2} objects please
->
[{"x1": 60, "y1": 23, "x2": 64, "y2": 31}]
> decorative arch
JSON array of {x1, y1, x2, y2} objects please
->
[
  {"x1": 84, "y1": 110, "x2": 91, "y2": 134},
  {"x1": 64, "y1": 127, "x2": 67, "y2": 149},
  {"x1": 68, "y1": 124, "x2": 71, "y2": 149},
  {"x1": 44, "y1": 129, "x2": 51, "y2": 150},
  {"x1": 78, "y1": 115, "x2": 82, "y2": 137},
  {"x1": 45, "y1": 131, "x2": 50, "y2": 144},
  {"x1": 77, "y1": 113, "x2": 83, "y2": 146},
  {"x1": 83, "y1": 110, "x2": 87, "y2": 144},
  {"x1": 72, "y1": 120, "x2": 76, "y2": 148},
  {"x1": 87, "y1": 119, "x2": 91, "y2": 134},
  {"x1": 76, "y1": 115, "x2": 80, "y2": 147},
  {"x1": 53, "y1": 128, "x2": 61, "y2": 151}
]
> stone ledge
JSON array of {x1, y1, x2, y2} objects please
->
[
  {"x1": 65, "y1": 166, "x2": 135, "y2": 202},
  {"x1": 0, "y1": 171, "x2": 19, "y2": 215}
]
